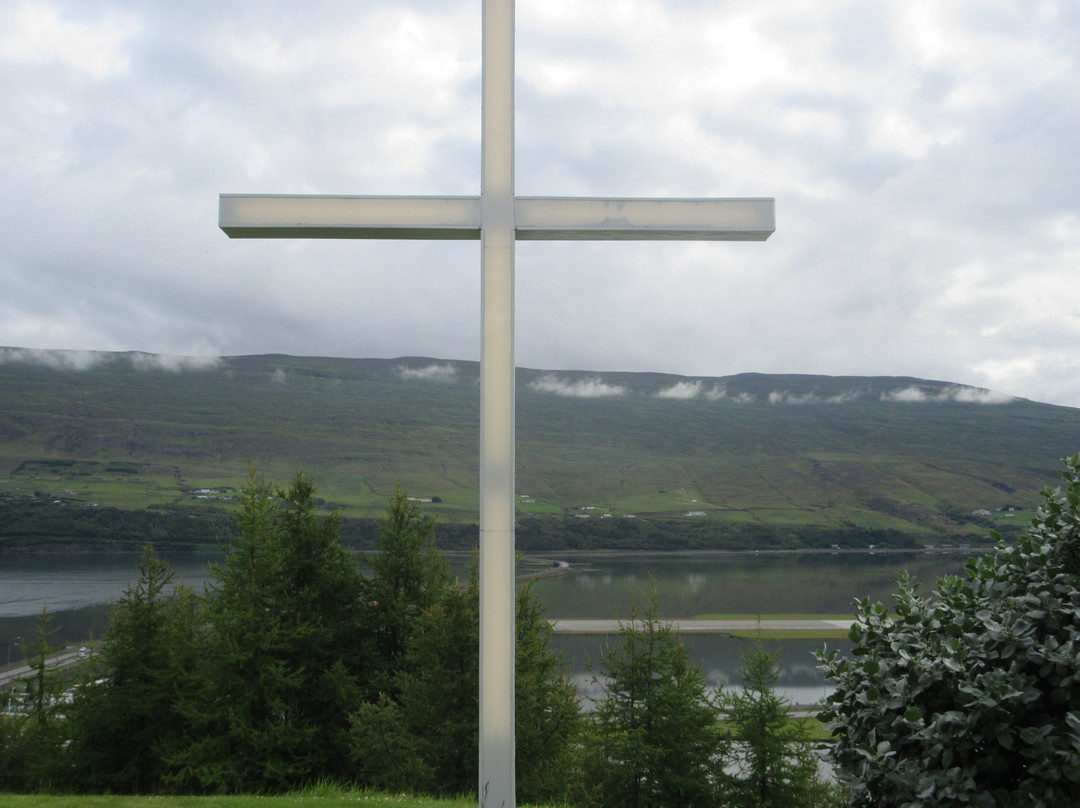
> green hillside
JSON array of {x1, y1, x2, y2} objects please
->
[{"x1": 1, "y1": 349, "x2": 1077, "y2": 549}]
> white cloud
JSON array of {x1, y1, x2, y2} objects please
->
[
  {"x1": 127, "y1": 353, "x2": 221, "y2": 372},
  {"x1": 529, "y1": 375, "x2": 627, "y2": 398},
  {"x1": 766, "y1": 390, "x2": 863, "y2": 405},
  {"x1": 0, "y1": 3, "x2": 137, "y2": 80},
  {"x1": 881, "y1": 386, "x2": 930, "y2": 403},
  {"x1": 0, "y1": 347, "x2": 219, "y2": 373},
  {"x1": 398, "y1": 363, "x2": 458, "y2": 382},
  {"x1": 768, "y1": 391, "x2": 817, "y2": 405},
  {"x1": 655, "y1": 380, "x2": 701, "y2": 399},
  {"x1": 703, "y1": 386, "x2": 755, "y2": 403},
  {"x1": 881, "y1": 385, "x2": 1013, "y2": 404},
  {"x1": 950, "y1": 386, "x2": 1014, "y2": 404},
  {"x1": 0, "y1": 347, "x2": 107, "y2": 371}
]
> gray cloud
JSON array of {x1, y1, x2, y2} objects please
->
[{"x1": 1, "y1": 0, "x2": 1078, "y2": 407}]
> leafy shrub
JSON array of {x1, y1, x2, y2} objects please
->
[{"x1": 818, "y1": 454, "x2": 1080, "y2": 807}]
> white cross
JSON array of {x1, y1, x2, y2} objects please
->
[{"x1": 219, "y1": 2, "x2": 773, "y2": 806}]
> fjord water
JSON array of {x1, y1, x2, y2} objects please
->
[
  {"x1": 524, "y1": 549, "x2": 970, "y2": 618},
  {"x1": 1, "y1": 549, "x2": 970, "y2": 702},
  {"x1": 525, "y1": 550, "x2": 970, "y2": 704},
  {"x1": 0, "y1": 552, "x2": 221, "y2": 668}
]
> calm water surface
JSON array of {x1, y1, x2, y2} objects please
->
[
  {"x1": 527, "y1": 549, "x2": 969, "y2": 705},
  {"x1": 1, "y1": 548, "x2": 971, "y2": 702},
  {"x1": 525, "y1": 550, "x2": 969, "y2": 618}
]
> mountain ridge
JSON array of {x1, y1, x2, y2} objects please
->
[{"x1": 1, "y1": 347, "x2": 1077, "y2": 549}]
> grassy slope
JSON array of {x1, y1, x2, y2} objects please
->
[{"x1": 1, "y1": 352, "x2": 1077, "y2": 541}]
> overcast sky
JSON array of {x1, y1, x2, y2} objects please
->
[{"x1": 2, "y1": 0, "x2": 1078, "y2": 406}]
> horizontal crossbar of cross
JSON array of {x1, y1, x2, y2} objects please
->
[{"x1": 219, "y1": 194, "x2": 775, "y2": 241}]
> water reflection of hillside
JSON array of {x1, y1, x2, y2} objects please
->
[
  {"x1": 553, "y1": 633, "x2": 852, "y2": 708},
  {"x1": 1, "y1": 549, "x2": 967, "y2": 678},
  {"x1": 529, "y1": 550, "x2": 970, "y2": 618}
]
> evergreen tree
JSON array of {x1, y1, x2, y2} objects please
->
[
  {"x1": 388, "y1": 572, "x2": 480, "y2": 795},
  {"x1": 513, "y1": 579, "x2": 585, "y2": 805},
  {"x1": 721, "y1": 636, "x2": 840, "y2": 808},
  {"x1": 351, "y1": 565, "x2": 582, "y2": 803},
  {"x1": 273, "y1": 471, "x2": 373, "y2": 773},
  {"x1": 584, "y1": 585, "x2": 724, "y2": 808},
  {"x1": 172, "y1": 469, "x2": 370, "y2": 791},
  {"x1": 0, "y1": 608, "x2": 68, "y2": 791},
  {"x1": 349, "y1": 693, "x2": 433, "y2": 792},
  {"x1": 65, "y1": 546, "x2": 203, "y2": 793},
  {"x1": 364, "y1": 484, "x2": 452, "y2": 695},
  {"x1": 0, "y1": 700, "x2": 44, "y2": 792},
  {"x1": 22, "y1": 607, "x2": 64, "y2": 721}
]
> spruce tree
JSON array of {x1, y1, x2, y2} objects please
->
[
  {"x1": 364, "y1": 484, "x2": 452, "y2": 696},
  {"x1": 721, "y1": 636, "x2": 838, "y2": 808},
  {"x1": 22, "y1": 607, "x2": 64, "y2": 721},
  {"x1": 387, "y1": 572, "x2": 480, "y2": 795},
  {"x1": 1, "y1": 608, "x2": 68, "y2": 790},
  {"x1": 65, "y1": 546, "x2": 203, "y2": 793},
  {"x1": 585, "y1": 585, "x2": 724, "y2": 808},
  {"x1": 351, "y1": 565, "x2": 582, "y2": 803},
  {"x1": 513, "y1": 579, "x2": 584, "y2": 805},
  {"x1": 172, "y1": 469, "x2": 370, "y2": 791}
]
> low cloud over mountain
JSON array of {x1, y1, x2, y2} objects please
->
[{"x1": 529, "y1": 375, "x2": 627, "y2": 398}]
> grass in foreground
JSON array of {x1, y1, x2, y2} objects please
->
[
  {"x1": 0, "y1": 788, "x2": 482, "y2": 808},
  {"x1": 692, "y1": 613, "x2": 854, "y2": 621}
]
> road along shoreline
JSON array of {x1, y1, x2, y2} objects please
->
[{"x1": 550, "y1": 618, "x2": 853, "y2": 635}]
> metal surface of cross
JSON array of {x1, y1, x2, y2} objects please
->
[{"x1": 218, "y1": 2, "x2": 774, "y2": 806}]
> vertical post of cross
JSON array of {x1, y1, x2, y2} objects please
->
[
  {"x1": 217, "y1": 4, "x2": 775, "y2": 807},
  {"x1": 478, "y1": 0, "x2": 516, "y2": 806}
]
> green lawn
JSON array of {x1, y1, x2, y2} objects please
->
[
  {"x1": 692, "y1": 613, "x2": 854, "y2": 621},
  {"x1": 0, "y1": 789, "x2": 483, "y2": 808}
]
